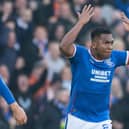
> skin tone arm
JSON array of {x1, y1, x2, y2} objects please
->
[
  {"x1": 0, "y1": 76, "x2": 27, "y2": 125},
  {"x1": 10, "y1": 102, "x2": 27, "y2": 125},
  {"x1": 120, "y1": 12, "x2": 129, "y2": 31},
  {"x1": 59, "y1": 4, "x2": 94, "y2": 57},
  {"x1": 120, "y1": 12, "x2": 129, "y2": 65}
]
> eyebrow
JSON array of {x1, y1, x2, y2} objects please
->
[{"x1": 104, "y1": 40, "x2": 114, "y2": 43}]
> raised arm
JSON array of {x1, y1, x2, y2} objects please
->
[
  {"x1": 120, "y1": 12, "x2": 129, "y2": 31},
  {"x1": 59, "y1": 4, "x2": 94, "y2": 57},
  {"x1": 120, "y1": 12, "x2": 129, "y2": 65}
]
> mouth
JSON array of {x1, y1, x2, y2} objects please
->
[
  {"x1": 104, "y1": 51, "x2": 112, "y2": 57},
  {"x1": 105, "y1": 50, "x2": 112, "y2": 54},
  {"x1": 106, "y1": 52, "x2": 111, "y2": 54}
]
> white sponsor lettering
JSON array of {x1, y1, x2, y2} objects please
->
[
  {"x1": 91, "y1": 69, "x2": 111, "y2": 76},
  {"x1": 90, "y1": 69, "x2": 111, "y2": 83},
  {"x1": 90, "y1": 78, "x2": 110, "y2": 83}
]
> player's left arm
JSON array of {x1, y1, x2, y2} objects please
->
[
  {"x1": 126, "y1": 51, "x2": 129, "y2": 65},
  {"x1": 120, "y1": 12, "x2": 129, "y2": 31},
  {"x1": 120, "y1": 13, "x2": 129, "y2": 65},
  {"x1": 113, "y1": 50, "x2": 129, "y2": 66}
]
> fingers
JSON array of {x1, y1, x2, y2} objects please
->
[
  {"x1": 86, "y1": 4, "x2": 92, "y2": 12},
  {"x1": 121, "y1": 12, "x2": 126, "y2": 20},
  {"x1": 15, "y1": 111, "x2": 27, "y2": 125},
  {"x1": 88, "y1": 6, "x2": 94, "y2": 14},
  {"x1": 82, "y1": 4, "x2": 94, "y2": 16},
  {"x1": 121, "y1": 12, "x2": 126, "y2": 18},
  {"x1": 77, "y1": 4, "x2": 94, "y2": 24},
  {"x1": 24, "y1": 114, "x2": 27, "y2": 124},
  {"x1": 82, "y1": 4, "x2": 92, "y2": 12},
  {"x1": 77, "y1": 12, "x2": 81, "y2": 18},
  {"x1": 89, "y1": 7, "x2": 94, "y2": 17},
  {"x1": 120, "y1": 12, "x2": 129, "y2": 24},
  {"x1": 16, "y1": 116, "x2": 27, "y2": 125},
  {"x1": 120, "y1": 12, "x2": 127, "y2": 20},
  {"x1": 82, "y1": 5, "x2": 87, "y2": 12}
]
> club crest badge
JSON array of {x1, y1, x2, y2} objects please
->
[{"x1": 104, "y1": 58, "x2": 115, "y2": 67}]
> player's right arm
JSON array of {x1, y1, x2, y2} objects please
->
[
  {"x1": 0, "y1": 76, "x2": 27, "y2": 125},
  {"x1": 59, "y1": 4, "x2": 94, "y2": 57}
]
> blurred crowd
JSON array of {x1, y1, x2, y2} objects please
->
[{"x1": 0, "y1": 0, "x2": 129, "y2": 129}]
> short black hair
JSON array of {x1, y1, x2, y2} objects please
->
[{"x1": 91, "y1": 27, "x2": 112, "y2": 41}]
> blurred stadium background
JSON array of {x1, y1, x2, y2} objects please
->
[{"x1": 0, "y1": 0, "x2": 129, "y2": 129}]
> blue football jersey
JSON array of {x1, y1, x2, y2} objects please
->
[
  {"x1": 67, "y1": 45, "x2": 128, "y2": 122},
  {"x1": 0, "y1": 76, "x2": 15, "y2": 104}
]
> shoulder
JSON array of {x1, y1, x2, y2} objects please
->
[
  {"x1": 111, "y1": 50, "x2": 128, "y2": 65},
  {"x1": 76, "y1": 44, "x2": 87, "y2": 50},
  {"x1": 75, "y1": 44, "x2": 88, "y2": 54},
  {"x1": 68, "y1": 44, "x2": 88, "y2": 62},
  {"x1": 111, "y1": 50, "x2": 127, "y2": 55}
]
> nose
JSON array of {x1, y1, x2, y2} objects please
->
[{"x1": 108, "y1": 43, "x2": 113, "y2": 50}]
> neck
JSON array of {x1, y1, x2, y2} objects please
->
[{"x1": 90, "y1": 47, "x2": 103, "y2": 60}]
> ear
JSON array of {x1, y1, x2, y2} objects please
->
[{"x1": 91, "y1": 42, "x2": 96, "y2": 49}]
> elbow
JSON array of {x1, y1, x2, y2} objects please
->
[{"x1": 59, "y1": 42, "x2": 66, "y2": 53}]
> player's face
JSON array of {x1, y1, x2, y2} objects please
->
[{"x1": 93, "y1": 34, "x2": 114, "y2": 59}]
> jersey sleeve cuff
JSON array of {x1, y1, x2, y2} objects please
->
[{"x1": 126, "y1": 51, "x2": 129, "y2": 65}]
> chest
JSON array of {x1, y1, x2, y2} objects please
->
[{"x1": 79, "y1": 55, "x2": 115, "y2": 85}]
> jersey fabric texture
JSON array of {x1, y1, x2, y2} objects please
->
[
  {"x1": 0, "y1": 76, "x2": 15, "y2": 104},
  {"x1": 67, "y1": 45, "x2": 127, "y2": 122}
]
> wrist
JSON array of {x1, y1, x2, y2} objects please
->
[
  {"x1": 10, "y1": 102, "x2": 19, "y2": 112},
  {"x1": 77, "y1": 20, "x2": 86, "y2": 26}
]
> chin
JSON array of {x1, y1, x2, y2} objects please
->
[{"x1": 103, "y1": 54, "x2": 111, "y2": 59}]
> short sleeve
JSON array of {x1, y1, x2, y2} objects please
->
[
  {"x1": 112, "y1": 50, "x2": 128, "y2": 67},
  {"x1": 69, "y1": 45, "x2": 86, "y2": 63}
]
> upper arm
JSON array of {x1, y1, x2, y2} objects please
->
[
  {"x1": 60, "y1": 44, "x2": 86, "y2": 63},
  {"x1": 59, "y1": 44, "x2": 76, "y2": 58},
  {"x1": 68, "y1": 45, "x2": 86, "y2": 64},
  {"x1": 113, "y1": 50, "x2": 128, "y2": 67}
]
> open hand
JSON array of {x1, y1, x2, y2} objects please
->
[
  {"x1": 120, "y1": 12, "x2": 129, "y2": 31},
  {"x1": 77, "y1": 4, "x2": 94, "y2": 25}
]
